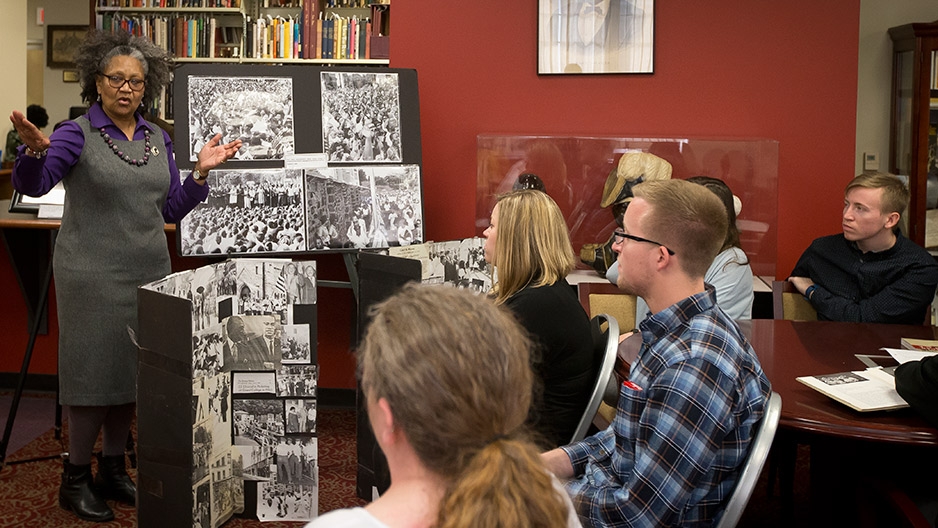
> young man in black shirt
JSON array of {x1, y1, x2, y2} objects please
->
[{"x1": 788, "y1": 172, "x2": 938, "y2": 324}]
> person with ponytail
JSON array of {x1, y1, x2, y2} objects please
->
[{"x1": 306, "y1": 283, "x2": 581, "y2": 528}]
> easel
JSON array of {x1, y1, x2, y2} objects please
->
[{"x1": 0, "y1": 229, "x2": 63, "y2": 468}]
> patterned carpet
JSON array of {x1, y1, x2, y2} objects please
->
[
  {"x1": 0, "y1": 408, "x2": 365, "y2": 528},
  {"x1": 0, "y1": 403, "x2": 831, "y2": 528}
]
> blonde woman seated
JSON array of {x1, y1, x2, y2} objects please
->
[
  {"x1": 484, "y1": 190, "x2": 595, "y2": 447},
  {"x1": 306, "y1": 284, "x2": 581, "y2": 528}
]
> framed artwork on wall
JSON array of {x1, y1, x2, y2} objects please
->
[
  {"x1": 537, "y1": 0, "x2": 654, "y2": 75},
  {"x1": 47, "y1": 25, "x2": 88, "y2": 69}
]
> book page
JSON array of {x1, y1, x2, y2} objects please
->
[
  {"x1": 882, "y1": 348, "x2": 938, "y2": 365},
  {"x1": 796, "y1": 370, "x2": 908, "y2": 411}
]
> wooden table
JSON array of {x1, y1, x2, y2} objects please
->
[
  {"x1": 739, "y1": 319, "x2": 938, "y2": 524},
  {"x1": 739, "y1": 318, "x2": 938, "y2": 445}
]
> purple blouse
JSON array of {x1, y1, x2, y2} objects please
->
[{"x1": 12, "y1": 103, "x2": 208, "y2": 223}]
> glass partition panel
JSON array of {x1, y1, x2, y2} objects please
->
[{"x1": 477, "y1": 135, "x2": 779, "y2": 278}]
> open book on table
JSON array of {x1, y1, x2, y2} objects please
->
[{"x1": 796, "y1": 367, "x2": 907, "y2": 412}]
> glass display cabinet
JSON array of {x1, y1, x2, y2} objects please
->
[{"x1": 889, "y1": 21, "x2": 938, "y2": 249}]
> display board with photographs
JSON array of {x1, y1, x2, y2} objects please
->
[
  {"x1": 173, "y1": 64, "x2": 423, "y2": 257},
  {"x1": 138, "y1": 258, "x2": 320, "y2": 526},
  {"x1": 388, "y1": 237, "x2": 492, "y2": 294}
]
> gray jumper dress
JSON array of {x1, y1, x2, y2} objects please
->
[{"x1": 55, "y1": 116, "x2": 171, "y2": 406}]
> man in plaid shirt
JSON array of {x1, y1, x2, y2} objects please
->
[{"x1": 543, "y1": 179, "x2": 771, "y2": 527}]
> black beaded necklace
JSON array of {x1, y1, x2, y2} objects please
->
[{"x1": 99, "y1": 126, "x2": 151, "y2": 167}]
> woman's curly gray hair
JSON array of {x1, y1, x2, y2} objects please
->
[{"x1": 75, "y1": 30, "x2": 173, "y2": 109}]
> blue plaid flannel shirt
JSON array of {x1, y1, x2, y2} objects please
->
[{"x1": 562, "y1": 286, "x2": 771, "y2": 527}]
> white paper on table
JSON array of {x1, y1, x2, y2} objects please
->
[{"x1": 881, "y1": 348, "x2": 938, "y2": 364}]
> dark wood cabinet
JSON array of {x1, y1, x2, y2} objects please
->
[{"x1": 888, "y1": 21, "x2": 938, "y2": 248}]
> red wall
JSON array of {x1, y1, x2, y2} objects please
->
[
  {"x1": 0, "y1": 1, "x2": 862, "y2": 388},
  {"x1": 394, "y1": 0, "x2": 860, "y2": 275}
]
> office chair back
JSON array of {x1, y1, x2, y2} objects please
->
[
  {"x1": 772, "y1": 281, "x2": 817, "y2": 321},
  {"x1": 569, "y1": 313, "x2": 619, "y2": 444},
  {"x1": 714, "y1": 391, "x2": 782, "y2": 528}
]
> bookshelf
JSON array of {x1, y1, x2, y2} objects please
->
[
  {"x1": 91, "y1": 0, "x2": 390, "y2": 65},
  {"x1": 91, "y1": 0, "x2": 390, "y2": 119}
]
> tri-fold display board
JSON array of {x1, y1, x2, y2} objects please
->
[{"x1": 172, "y1": 64, "x2": 424, "y2": 256}]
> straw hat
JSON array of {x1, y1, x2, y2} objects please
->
[{"x1": 599, "y1": 152, "x2": 673, "y2": 208}]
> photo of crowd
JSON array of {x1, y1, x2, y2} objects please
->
[
  {"x1": 321, "y1": 71, "x2": 402, "y2": 163},
  {"x1": 257, "y1": 482, "x2": 317, "y2": 522},
  {"x1": 303, "y1": 165, "x2": 424, "y2": 250},
  {"x1": 179, "y1": 168, "x2": 307, "y2": 255},
  {"x1": 187, "y1": 75, "x2": 295, "y2": 161}
]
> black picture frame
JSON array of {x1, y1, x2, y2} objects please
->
[{"x1": 47, "y1": 25, "x2": 88, "y2": 69}]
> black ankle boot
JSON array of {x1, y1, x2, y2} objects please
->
[
  {"x1": 94, "y1": 453, "x2": 136, "y2": 505},
  {"x1": 60, "y1": 459, "x2": 114, "y2": 522}
]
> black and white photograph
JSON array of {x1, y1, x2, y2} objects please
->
[
  {"x1": 277, "y1": 364, "x2": 318, "y2": 397},
  {"x1": 284, "y1": 399, "x2": 317, "y2": 434},
  {"x1": 430, "y1": 238, "x2": 491, "y2": 293},
  {"x1": 193, "y1": 479, "x2": 211, "y2": 528},
  {"x1": 222, "y1": 315, "x2": 282, "y2": 371},
  {"x1": 538, "y1": 0, "x2": 654, "y2": 74},
  {"x1": 232, "y1": 371, "x2": 277, "y2": 394},
  {"x1": 321, "y1": 71, "x2": 402, "y2": 163},
  {"x1": 234, "y1": 444, "x2": 274, "y2": 480},
  {"x1": 206, "y1": 373, "x2": 232, "y2": 455},
  {"x1": 188, "y1": 75, "x2": 295, "y2": 161},
  {"x1": 193, "y1": 324, "x2": 225, "y2": 380},
  {"x1": 278, "y1": 262, "x2": 317, "y2": 305},
  {"x1": 193, "y1": 423, "x2": 213, "y2": 484},
  {"x1": 232, "y1": 398, "x2": 285, "y2": 447},
  {"x1": 304, "y1": 165, "x2": 423, "y2": 250},
  {"x1": 210, "y1": 451, "x2": 237, "y2": 523},
  {"x1": 190, "y1": 264, "x2": 219, "y2": 331},
  {"x1": 257, "y1": 482, "x2": 318, "y2": 522},
  {"x1": 817, "y1": 372, "x2": 868, "y2": 386},
  {"x1": 281, "y1": 324, "x2": 313, "y2": 364},
  {"x1": 193, "y1": 378, "x2": 209, "y2": 426},
  {"x1": 179, "y1": 168, "x2": 306, "y2": 256},
  {"x1": 273, "y1": 437, "x2": 318, "y2": 487},
  {"x1": 372, "y1": 165, "x2": 423, "y2": 246}
]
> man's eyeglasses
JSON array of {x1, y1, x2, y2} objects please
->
[
  {"x1": 99, "y1": 73, "x2": 145, "y2": 92},
  {"x1": 612, "y1": 230, "x2": 675, "y2": 255}
]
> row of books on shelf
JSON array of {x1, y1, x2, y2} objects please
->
[
  {"x1": 147, "y1": 85, "x2": 174, "y2": 121},
  {"x1": 98, "y1": 0, "x2": 241, "y2": 7},
  {"x1": 99, "y1": 13, "x2": 242, "y2": 59},
  {"x1": 257, "y1": 0, "x2": 373, "y2": 7},
  {"x1": 97, "y1": 11, "x2": 385, "y2": 61},
  {"x1": 245, "y1": 13, "x2": 376, "y2": 60}
]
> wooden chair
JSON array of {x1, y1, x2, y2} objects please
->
[
  {"x1": 576, "y1": 281, "x2": 639, "y2": 430},
  {"x1": 772, "y1": 280, "x2": 817, "y2": 321},
  {"x1": 577, "y1": 281, "x2": 638, "y2": 333}
]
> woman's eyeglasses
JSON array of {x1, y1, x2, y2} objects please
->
[
  {"x1": 99, "y1": 73, "x2": 145, "y2": 92},
  {"x1": 612, "y1": 230, "x2": 675, "y2": 255}
]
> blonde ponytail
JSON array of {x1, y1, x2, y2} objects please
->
[{"x1": 438, "y1": 438, "x2": 570, "y2": 528}]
